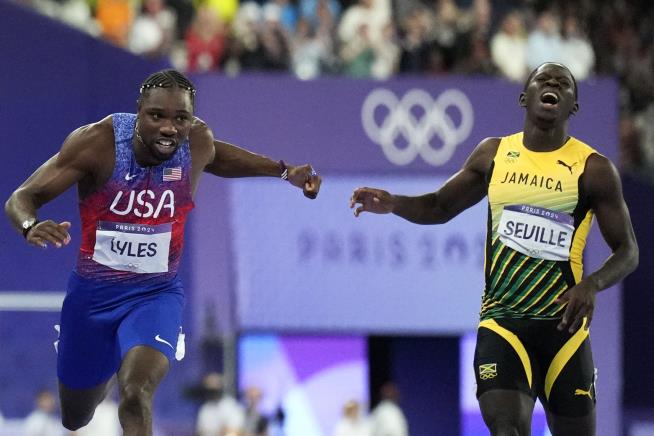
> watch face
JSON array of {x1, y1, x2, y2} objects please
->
[{"x1": 22, "y1": 219, "x2": 35, "y2": 229}]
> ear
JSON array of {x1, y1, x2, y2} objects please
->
[
  {"x1": 570, "y1": 102, "x2": 579, "y2": 116},
  {"x1": 519, "y1": 92, "x2": 527, "y2": 107}
]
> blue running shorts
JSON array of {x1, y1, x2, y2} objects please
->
[{"x1": 57, "y1": 271, "x2": 185, "y2": 389}]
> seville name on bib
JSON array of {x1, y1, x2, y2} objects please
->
[{"x1": 497, "y1": 204, "x2": 574, "y2": 261}]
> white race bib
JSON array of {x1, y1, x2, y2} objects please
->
[
  {"x1": 92, "y1": 221, "x2": 172, "y2": 273},
  {"x1": 497, "y1": 205, "x2": 574, "y2": 261}
]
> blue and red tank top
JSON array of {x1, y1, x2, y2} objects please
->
[{"x1": 75, "y1": 113, "x2": 194, "y2": 284}]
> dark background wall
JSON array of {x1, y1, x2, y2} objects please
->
[
  {"x1": 622, "y1": 175, "x2": 654, "y2": 411},
  {"x1": 369, "y1": 336, "x2": 460, "y2": 435}
]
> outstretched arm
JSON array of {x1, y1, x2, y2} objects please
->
[
  {"x1": 203, "y1": 139, "x2": 322, "y2": 198},
  {"x1": 556, "y1": 154, "x2": 639, "y2": 332},
  {"x1": 5, "y1": 122, "x2": 103, "y2": 248},
  {"x1": 350, "y1": 137, "x2": 499, "y2": 224}
]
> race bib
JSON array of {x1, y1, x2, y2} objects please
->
[
  {"x1": 497, "y1": 205, "x2": 574, "y2": 261},
  {"x1": 92, "y1": 221, "x2": 172, "y2": 273}
]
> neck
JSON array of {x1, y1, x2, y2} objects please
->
[{"x1": 522, "y1": 119, "x2": 569, "y2": 152}]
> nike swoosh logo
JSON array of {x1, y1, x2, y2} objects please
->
[
  {"x1": 154, "y1": 335, "x2": 174, "y2": 350},
  {"x1": 125, "y1": 173, "x2": 138, "y2": 181}
]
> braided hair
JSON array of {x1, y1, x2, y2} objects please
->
[{"x1": 138, "y1": 69, "x2": 197, "y2": 107}]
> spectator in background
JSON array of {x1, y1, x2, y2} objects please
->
[
  {"x1": 166, "y1": 0, "x2": 195, "y2": 41},
  {"x1": 338, "y1": 0, "x2": 390, "y2": 51},
  {"x1": 57, "y1": 0, "x2": 98, "y2": 35},
  {"x1": 369, "y1": 383, "x2": 408, "y2": 436},
  {"x1": 455, "y1": 33, "x2": 494, "y2": 76},
  {"x1": 24, "y1": 389, "x2": 64, "y2": 436},
  {"x1": 444, "y1": 0, "x2": 492, "y2": 75},
  {"x1": 95, "y1": 0, "x2": 134, "y2": 47},
  {"x1": 196, "y1": 372, "x2": 247, "y2": 436},
  {"x1": 339, "y1": 21, "x2": 376, "y2": 78},
  {"x1": 332, "y1": 400, "x2": 371, "y2": 436},
  {"x1": 370, "y1": 21, "x2": 399, "y2": 79},
  {"x1": 338, "y1": 0, "x2": 393, "y2": 78},
  {"x1": 490, "y1": 10, "x2": 527, "y2": 82},
  {"x1": 299, "y1": 0, "x2": 340, "y2": 29},
  {"x1": 259, "y1": 2, "x2": 292, "y2": 71},
  {"x1": 128, "y1": 0, "x2": 177, "y2": 58},
  {"x1": 560, "y1": 15, "x2": 595, "y2": 80},
  {"x1": 185, "y1": 5, "x2": 227, "y2": 72},
  {"x1": 243, "y1": 386, "x2": 268, "y2": 436},
  {"x1": 224, "y1": 2, "x2": 264, "y2": 73},
  {"x1": 428, "y1": 0, "x2": 465, "y2": 71},
  {"x1": 398, "y1": 6, "x2": 433, "y2": 73},
  {"x1": 454, "y1": 0, "x2": 492, "y2": 44},
  {"x1": 525, "y1": 10, "x2": 564, "y2": 71},
  {"x1": 291, "y1": 16, "x2": 334, "y2": 79},
  {"x1": 270, "y1": 0, "x2": 298, "y2": 34}
]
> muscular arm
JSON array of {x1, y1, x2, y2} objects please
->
[
  {"x1": 204, "y1": 140, "x2": 282, "y2": 178},
  {"x1": 583, "y1": 154, "x2": 639, "y2": 290},
  {"x1": 200, "y1": 132, "x2": 321, "y2": 198},
  {"x1": 351, "y1": 137, "x2": 499, "y2": 223},
  {"x1": 557, "y1": 153, "x2": 639, "y2": 332},
  {"x1": 5, "y1": 121, "x2": 106, "y2": 245}
]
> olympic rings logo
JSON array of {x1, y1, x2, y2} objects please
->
[{"x1": 361, "y1": 88, "x2": 474, "y2": 166}]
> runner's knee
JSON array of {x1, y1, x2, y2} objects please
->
[
  {"x1": 119, "y1": 382, "x2": 154, "y2": 420},
  {"x1": 483, "y1": 413, "x2": 526, "y2": 436}
]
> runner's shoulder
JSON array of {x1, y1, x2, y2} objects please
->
[{"x1": 59, "y1": 116, "x2": 114, "y2": 167}]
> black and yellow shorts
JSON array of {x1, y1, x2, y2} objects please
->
[{"x1": 473, "y1": 317, "x2": 596, "y2": 417}]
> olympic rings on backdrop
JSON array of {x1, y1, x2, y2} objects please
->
[{"x1": 361, "y1": 88, "x2": 474, "y2": 166}]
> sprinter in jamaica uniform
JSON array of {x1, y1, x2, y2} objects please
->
[{"x1": 349, "y1": 63, "x2": 638, "y2": 435}]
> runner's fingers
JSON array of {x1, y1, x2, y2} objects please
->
[
  {"x1": 558, "y1": 301, "x2": 576, "y2": 330},
  {"x1": 31, "y1": 227, "x2": 66, "y2": 248},
  {"x1": 50, "y1": 225, "x2": 71, "y2": 243},
  {"x1": 569, "y1": 312, "x2": 584, "y2": 333},
  {"x1": 27, "y1": 236, "x2": 47, "y2": 249},
  {"x1": 350, "y1": 188, "x2": 363, "y2": 208},
  {"x1": 304, "y1": 175, "x2": 321, "y2": 192},
  {"x1": 568, "y1": 301, "x2": 591, "y2": 333}
]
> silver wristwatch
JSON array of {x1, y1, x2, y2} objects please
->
[{"x1": 21, "y1": 217, "x2": 37, "y2": 238}]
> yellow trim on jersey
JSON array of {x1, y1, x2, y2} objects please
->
[
  {"x1": 479, "y1": 319, "x2": 532, "y2": 389},
  {"x1": 544, "y1": 318, "x2": 590, "y2": 400},
  {"x1": 569, "y1": 210, "x2": 594, "y2": 282}
]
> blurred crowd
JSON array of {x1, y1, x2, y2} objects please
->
[
  {"x1": 13, "y1": 0, "x2": 654, "y2": 180},
  {"x1": 0, "y1": 375, "x2": 410, "y2": 436},
  {"x1": 193, "y1": 373, "x2": 409, "y2": 436}
]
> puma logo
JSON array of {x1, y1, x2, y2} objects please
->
[
  {"x1": 556, "y1": 160, "x2": 577, "y2": 174},
  {"x1": 574, "y1": 385, "x2": 593, "y2": 400}
]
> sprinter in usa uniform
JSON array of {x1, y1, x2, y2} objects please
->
[{"x1": 5, "y1": 69, "x2": 321, "y2": 436}]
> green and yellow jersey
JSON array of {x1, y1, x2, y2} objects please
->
[{"x1": 481, "y1": 132, "x2": 599, "y2": 320}]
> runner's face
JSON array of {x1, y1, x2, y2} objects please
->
[
  {"x1": 521, "y1": 63, "x2": 578, "y2": 125},
  {"x1": 136, "y1": 88, "x2": 193, "y2": 163}
]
